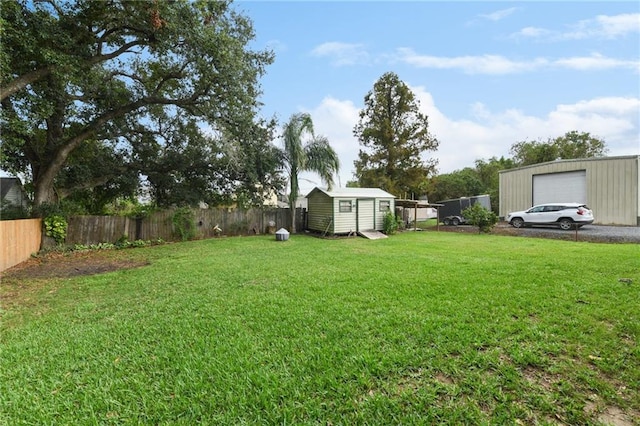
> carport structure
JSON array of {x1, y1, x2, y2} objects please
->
[{"x1": 395, "y1": 199, "x2": 443, "y2": 231}]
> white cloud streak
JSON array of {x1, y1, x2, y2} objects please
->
[
  {"x1": 512, "y1": 13, "x2": 640, "y2": 41},
  {"x1": 479, "y1": 7, "x2": 518, "y2": 22},
  {"x1": 396, "y1": 48, "x2": 640, "y2": 74},
  {"x1": 397, "y1": 48, "x2": 547, "y2": 74},
  {"x1": 309, "y1": 42, "x2": 369, "y2": 66}
]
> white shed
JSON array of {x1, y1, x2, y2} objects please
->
[{"x1": 306, "y1": 187, "x2": 396, "y2": 235}]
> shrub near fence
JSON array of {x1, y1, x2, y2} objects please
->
[
  {"x1": 65, "y1": 208, "x2": 304, "y2": 246},
  {"x1": 0, "y1": 218, "x2": 42, "y2": 272}
]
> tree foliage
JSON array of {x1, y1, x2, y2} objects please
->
[
  {"x1": 428, "y1": 167, "x2": 484, "y2": 204},
  {"x1": 509, "y1": 131, "x2": 608, "y2": 167},
  {"x1": 132, "y1": 115, "x2": 282, "y2": 209},
  {"x1": 0, "y1": 0, "x2": 277, "y2": 211},
  {"x1": 353, "y1": 72, "x2": 438, "y2": 197},
  {"x1": 280, "y1": 113, "x2": 339, "y2": 233},
  {"x1": 473, "y1": 156, "x2": 516, "y2": 212}
]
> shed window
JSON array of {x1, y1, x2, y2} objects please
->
[
  {"x1": 339, "y1": 200, "x2": 352, "y2": 213},
  {"x1": 379, "y1": 200, "x2": 390, "y2": 212}
]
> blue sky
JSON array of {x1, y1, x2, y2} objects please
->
[{"x1": 237, "y1": 1, "x2": 640, "y2": 194}]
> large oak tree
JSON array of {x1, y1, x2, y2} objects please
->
[
  {"x1": 353, "y1": 72, "x2": 439, "y2": 197},
  {"x1": 0, "y1": 0, "x2": 277, "y2": 210}
]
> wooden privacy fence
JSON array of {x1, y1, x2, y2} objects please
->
[
  {"x1": 1, "y1": 208, "x2": 305, "y2": 270},
  {"x1": 1, "y1": 218, "x2": 42, "y2": 271},
  {"x1": 66, "y1": 207, "x2": 305, "y2": 246}
]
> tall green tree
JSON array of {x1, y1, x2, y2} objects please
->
[
  {"x1": 428, "y1": 168, "x2": 483, "y2": 204},
  {"x1": 0, "y1": 0, "x2": 275, "y2": 210},
  {"x1": 473, "y1": 156, "x2": 515, "y2": 213},
  {"x1": 353, "y1": 72, "x2": 439, "y2": 197},
  {"x1": 510, "y1": 131, "x2": 608, "y2": 166},
  {"x1": 280, "y1": 113, "x2": 339, "y2": 233}
]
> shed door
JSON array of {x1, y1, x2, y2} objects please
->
[
  {"x1": 357, "y1": 199, "x2": 375, "y2": 231},
  {"x1": 533, "y1": 170, "x2": 586, "y2": 205}
]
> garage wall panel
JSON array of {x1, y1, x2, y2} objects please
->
[{"x1": 499, "y1": 156, "x2": 639, "y2": 226}]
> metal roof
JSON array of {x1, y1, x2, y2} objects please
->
[
  {"x1": 395, "y1": 199, "x2": 443, "y2": 208},
  {"x1": 498, "y1": 155, "x2": 640, "y2": 174},
  {"x1": 306, "y1": 187, "x2": 396, "y2": 199}
]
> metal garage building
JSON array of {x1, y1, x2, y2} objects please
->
[{"x1": 499, "y1": 155, "x2": 640, "y2": 226}]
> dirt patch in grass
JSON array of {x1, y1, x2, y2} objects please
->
[
  {"x1": 2, "y1": 249, "x2": 149, "y2": 280},
  {"x1": 1, "y1": 250, "x2": 150, "y2": 314},
  {"x1": 597, "y1": 406, "x2": 639, "y2": 426}
]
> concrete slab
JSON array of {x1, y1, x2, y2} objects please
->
[{"x1": 358, "y1": 230, "x2": 388, "y2": 239}]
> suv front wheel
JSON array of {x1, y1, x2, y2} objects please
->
[{"x1": 510, "y1": 218, "x2": 524, "y2": 228}]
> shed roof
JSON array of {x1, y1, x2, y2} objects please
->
[{"x1": 306, "y1": 187, "x2": 396, "y2": 199}]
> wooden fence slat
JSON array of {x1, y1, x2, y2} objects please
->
[{"x1": 0, "y1": 219, "x2": 42, "y2": 272}]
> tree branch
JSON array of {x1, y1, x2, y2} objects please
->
[{"x1": 0, "y1": 67, "x2": 54, "y2": 102}]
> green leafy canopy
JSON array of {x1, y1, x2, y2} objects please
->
[{"x1": 1, "y1": 0, "x2": 278, "y2": 211}]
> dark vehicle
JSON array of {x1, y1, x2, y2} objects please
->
[{"x1": 437, "y1": 195, "x2": 491, "y2": 226}]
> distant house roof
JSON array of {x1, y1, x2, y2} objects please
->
[
  {"x1": 1, "y1": 177, "x2": 22, "y2": 200},
  {"x1": 306, "y1": 187, "x2": 396, "y2": 199},
  {"x1": 1, "y1": 177, "x2": 29, "y2": 209}
]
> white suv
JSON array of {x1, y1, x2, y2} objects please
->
[{"x1": 507, "y1": 203, "x2": 594, "y2": 230}]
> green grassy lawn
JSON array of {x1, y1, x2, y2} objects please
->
[{"x1": 1, "y1": 233, "x2": 639, "y2": 425}]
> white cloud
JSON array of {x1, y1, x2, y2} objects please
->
[
  {"x1": 512, "y1": 26, "x2": 552, "y2": 39},
  {"x1": 301, "y1": 89, "x2": 639, "y2": 190},
  {"x1": 554, "y1": 53, "x2": 640, "y2": 72},
  {"x1": 417, "y1": 88, "x2": 640, "y2": 172},
  {"x1": 309, "y1": 42, "x2": 369, "y2": 66},
  {"x1": 566, "y1": 13, "x2": 640, "y2": 40},
  {"x1": 479, "y1": 7, "x2": 518, "y2": 22},
  {"x1": 512, "y1": 13, "x2": 640, "y2": 41},
  {"x1": 592, "y1": 13, "x2": 640, "y2": 39},
  {"x1": 397, "y1": 48, "x2": 547, "y2": 75},
  {"x1": 396, "y1": 48, "x2": 640, "y2": 74}
]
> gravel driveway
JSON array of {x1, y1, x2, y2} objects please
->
[
  {"x1": 499, "y1": 223, "x2": 640, "y2": 243},
  {"x1": 432, "y1": 223, "x2": 640, "y2": 243}
]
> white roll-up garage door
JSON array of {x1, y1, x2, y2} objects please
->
[{"x1": 533, "y1": 170, "x2": 586, "y2": 205}]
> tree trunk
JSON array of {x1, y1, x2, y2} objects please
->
[
  {"x1": 33, "y1": 175, "x2": 58, "y2": 211},
  {"x1": 289, "y1": 198, "x2": 296, "y2": 234}
]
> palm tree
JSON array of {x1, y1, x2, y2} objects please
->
[{"x1": 281, "y1": 113, "x2": 340, "y2": 233}]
